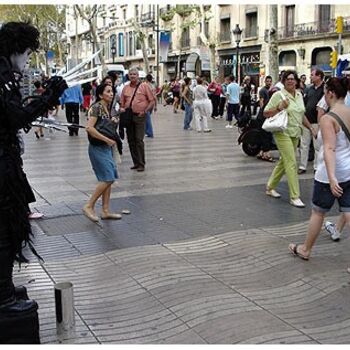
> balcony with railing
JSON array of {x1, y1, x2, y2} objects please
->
[
  {"x1": 244, "y1": 26, "x2": 259, "y2": 39},
  {"x1": 180, "y1": 35, "x2": 190, "y2": 49},
  {"x1": 141, "y1": 12, "x2": 155, "y2": 26},
  {"x1": 278, "y1": 17, "x2": 350, "y2": 40},
  {"x1": 220, "y1": 31, "x2": 231, "y2": 43}
]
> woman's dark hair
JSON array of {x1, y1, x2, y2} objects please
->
[
  {"x1": 33, "y1": 81, "x2": 42, "y2": 89},
  {"x1": 95, "y1": 83, "x2": 112, "y2": 102},
  {"x1": 146, "y1": 74, "x2": 153, "y2": 82},
  {"x1": 184, "y1": 77, "x2": 191, "y2": 85},
  {"x1": 196, "y1": 77, "x2": 203, "y2": 85},
  {"x1": 325, "y1": 77, "x2": 350, "y2": 99},
  {"x1": 281, "y1": 70, "x2": 298, "y2": 84},
  {"x1": 0, "y1": 22, "x2": 40, "y2": 57},
  {"x1": 102, "y1": 76, "x2": 113, "y2": 85}
]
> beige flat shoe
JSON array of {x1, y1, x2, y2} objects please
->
[
  {"x1": 101, "y1": 213, "x2": 122, "y2": 220},
  {"x1": 82, "y1": 205, "x2": 99, "y2": 222}
]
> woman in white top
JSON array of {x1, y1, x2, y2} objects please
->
[
  {"x1": 192, "y1": 77, "x2": 212, "y2": 133},
  {"x1": 289, "y1": 77, "x2": 350, "y2": 260}
]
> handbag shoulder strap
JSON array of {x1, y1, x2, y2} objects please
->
[
  {"x1": 129, "y1": 82, "x2": 141, "y2": 109},
  {"x1": 328, "y1": 111, "x2": 350, "y2": 143}
]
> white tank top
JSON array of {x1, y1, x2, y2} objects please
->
[{"x1": 315, "y1": 128, "x2": 350, "y2": 183}]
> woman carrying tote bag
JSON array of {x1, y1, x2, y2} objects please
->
[{"x1": 263, "y1": 70, "x2": 316, "y2": 208}]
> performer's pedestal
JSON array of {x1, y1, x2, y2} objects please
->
[{"x1": 0, "y1": 286, "x2": 40, "y2": 344}]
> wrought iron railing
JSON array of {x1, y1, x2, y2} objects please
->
[
  {"x1": 141, "y1": 12, "x2": 155, "y2": 24},
  {"x1": 180, "y1": 36, "x2": 190, "y2": 48},
  {"x1": 244, "y1": 26, "x2": 259, "y2": 39},
  {"x1": 220, "y1": 31, "x2": 231, "y2": 43},
  {"x1": 278, "y1": 17, "x2": 350, "y2": 40}
]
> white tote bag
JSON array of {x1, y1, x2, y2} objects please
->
[{"x1": 262, "y1": 92, "x2": 288, "y2": 132}]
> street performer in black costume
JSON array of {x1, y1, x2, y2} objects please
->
[{"x1": 0, "y1": 21, "x2": 67, "y2": 323}]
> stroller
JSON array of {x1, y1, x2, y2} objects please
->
[
  {"x1": 237, "y1": 111, "x2": 277, "y2": 156},
  {"x1": 165, "y1": 91, "x2": 174, "y2": 105}
]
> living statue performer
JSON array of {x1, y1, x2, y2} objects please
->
[{"x1": 0, "y1": 22, "x2": 67, "y2": 342}]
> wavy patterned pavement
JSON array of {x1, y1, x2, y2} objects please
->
[
  {"x1": 14, "y1": 217, "x2": 350, "y2": 344},
  {"x1": 13, "y1": 106, "x2": 350, "y2": 343}
]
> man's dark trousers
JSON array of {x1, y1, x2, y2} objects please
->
[
  {"x1": 65, "y1": 102, "x2": 80, "y2": 135},
  {"x1": 126, "y1": 114, "x2": 146, "y2": 168}
]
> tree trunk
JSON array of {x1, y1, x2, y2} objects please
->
[
  {"x1": 268, "y1": 5, "x2": 279, "y2": 83},
  {"x1": 199, "y1": 5, "x2": 216, "y2": 81},
  {"x1": 56, "y1": 32, "x2": 63, "y2": 67},
  {"x1": 44, "y1": 51, "x2": 49, "y2": 76},
  {"x1": 74, "y1": 12, "x2": 79, "y2": 66},
  {"x1": 34, "y1": 52, "x2": 40, "y2": 70},
  {"x1": 90, "y1": 19, "x2": 106, "y2": 73},
  {"x1": 209, "y1": 46, "x2": 216, "y2": 81},
  {"x1": 140, "y1": 35, "x2": 150, "y2": 73}
]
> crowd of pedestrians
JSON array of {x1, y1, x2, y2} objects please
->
[
  {"x1": 31, "y1": 65, "x2": 350, "y2": 268},
  {"x1": 156, "y1": 68, "x2": 350, "y2": 268}
]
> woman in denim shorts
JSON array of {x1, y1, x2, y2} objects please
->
[{"x1": 289, "y1": 77, "x2": 350, "y2": 260}]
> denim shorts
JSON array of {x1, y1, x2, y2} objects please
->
[{"x1": 312, "y1": 179, "x2": 350, "y2": 213}]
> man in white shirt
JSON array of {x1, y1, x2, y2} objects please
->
[{"x1": 274, "y1": 70, "x2": 285, "y2": 90}]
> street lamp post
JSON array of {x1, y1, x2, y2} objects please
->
[
  {"x1": 232, "y1": 24, "x2": 242, "y2": 84},
  {"x1": 64, "y1": 50, "x2": 69, "y2": 73},
  {"x1": 111, "y1": 46, "x2": 116, "y2": 64}
]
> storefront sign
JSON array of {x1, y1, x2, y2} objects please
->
[
  {"x1": 240, "y1": 53, "x2": 260, "y2": 63},
  {"x1": 200, "y1": 46, "x2": 210, "y2": 71}
]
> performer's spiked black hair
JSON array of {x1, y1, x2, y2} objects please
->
[{"x1": 0, "y1": 21, "x2": 40, "y2": 57}]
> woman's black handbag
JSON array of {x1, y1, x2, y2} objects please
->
[{"x1": 88, "y1": 118, "x2": 123, "y2": 154}]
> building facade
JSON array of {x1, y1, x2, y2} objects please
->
[{"x1": 65, "y1": 4, "x2": 350, "y2": 86}]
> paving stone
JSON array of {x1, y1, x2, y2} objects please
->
[
  {"x1": 155, "y1": 329, "x2": 207, "y2": 344},
  {"x1": 192, "y1": 310, "x2": 296, "y2": 344},
  {"x1": 36, "y1": 215, "x2": 101, "y2": 236}
]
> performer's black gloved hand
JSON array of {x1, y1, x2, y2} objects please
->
[{"x1": 42, "y1": 76, "x2": 68, "y2": 108}]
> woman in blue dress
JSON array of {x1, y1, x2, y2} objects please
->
[{"x1": 83, "y1": 83, "x2": 121, "y2": 221}]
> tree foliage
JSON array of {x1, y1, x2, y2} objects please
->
[
  {"x1": 74, "y1": 5, "x2": 106, "y2": 71},
  {"x1": 0, "y1": 5, "x2": 66, "y2": 69},
  {"x1": 131, "y1": 19, "x2": 151, "y2": 73}
]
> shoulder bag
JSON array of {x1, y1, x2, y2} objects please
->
[
  {"x1": 262, "y1": 92, "x2": 288, "y2": 133},
  {"x1": 119, "y1": 83, "x2": 141, "y2": 128},
  {"x1": 88, "y1": 106, "x2": 123, "y2": 154}
]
